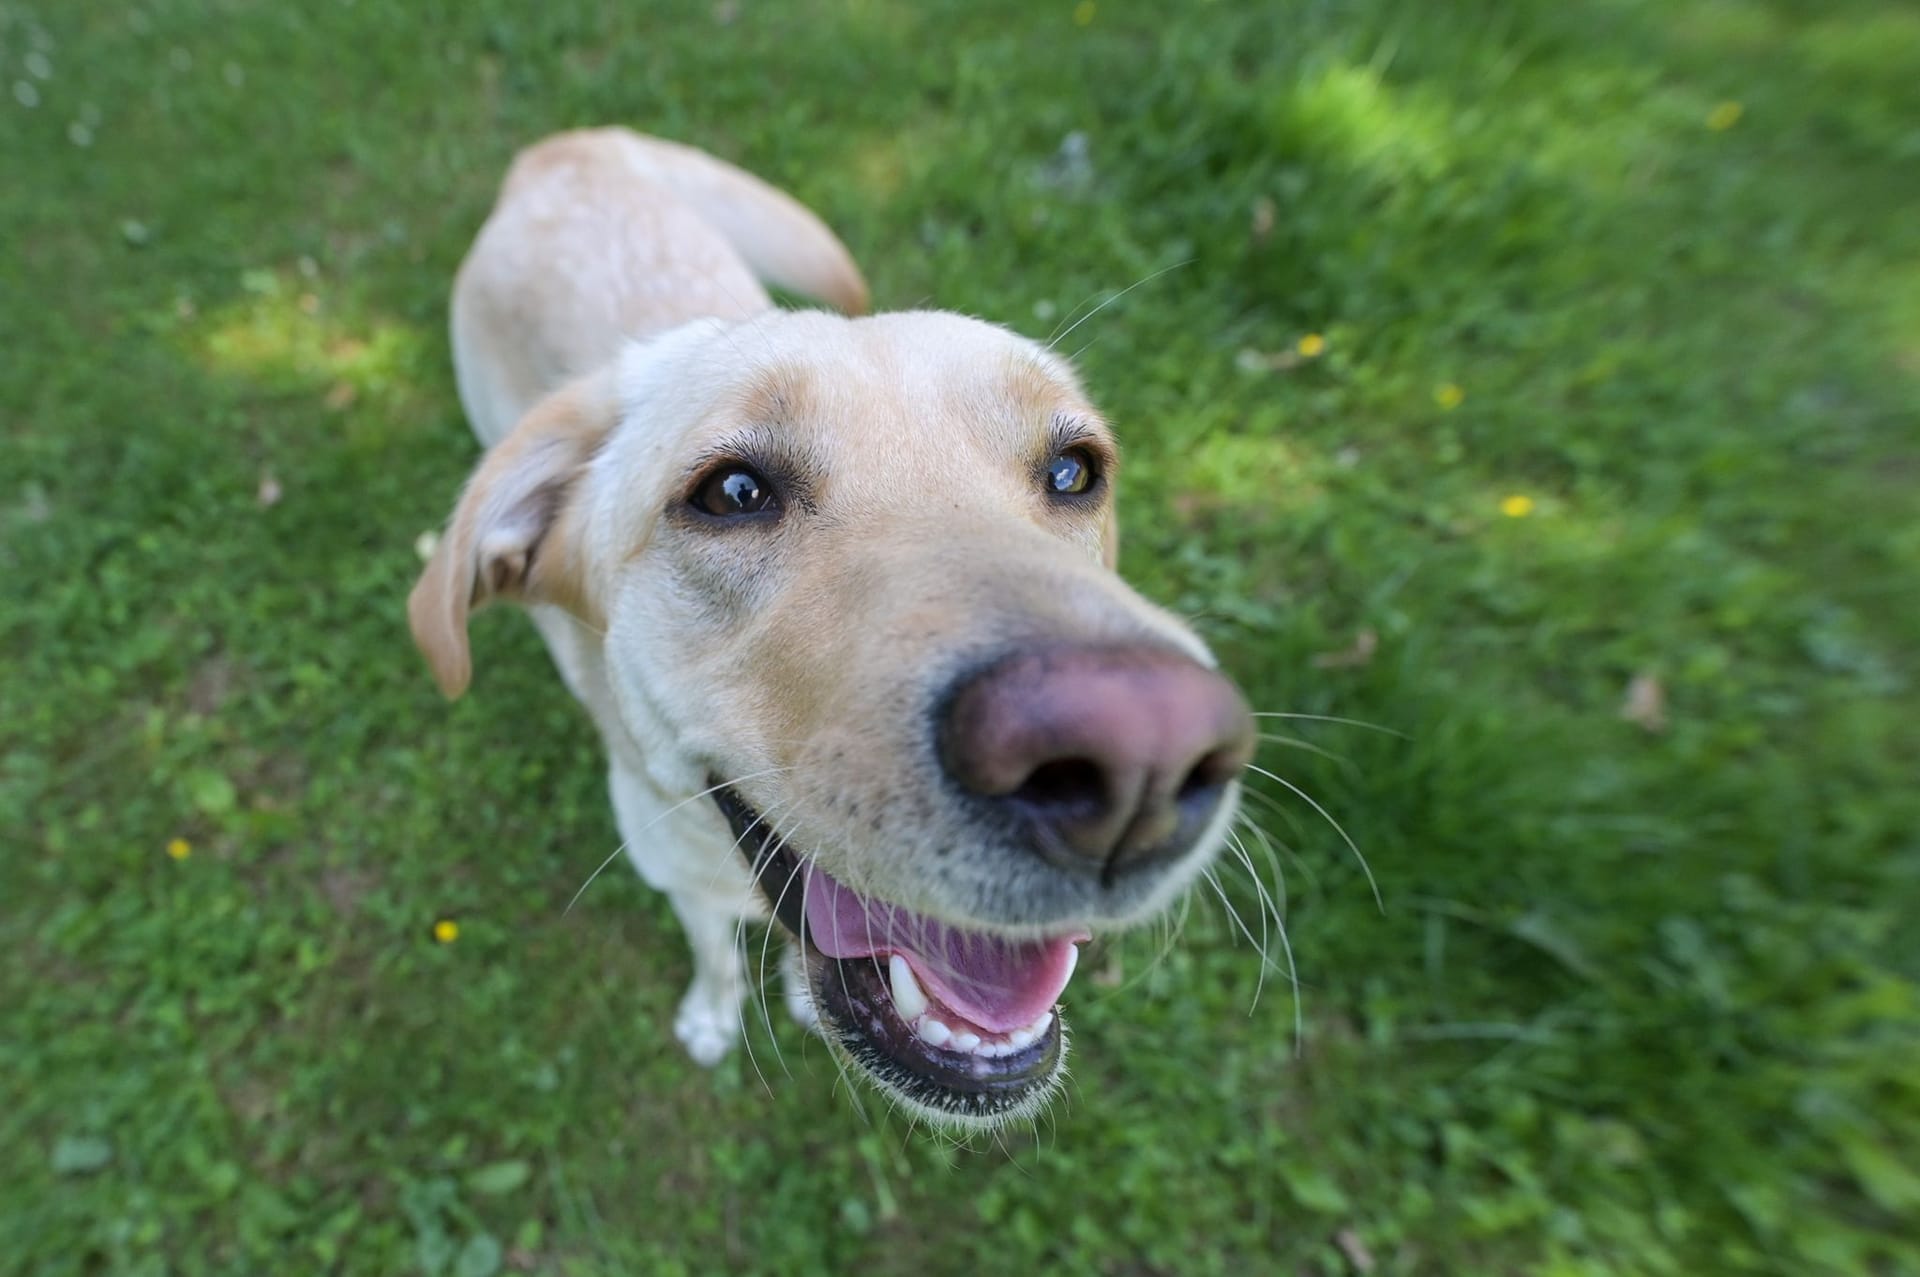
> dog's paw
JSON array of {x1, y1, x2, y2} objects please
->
[{"x1": 674, "y1": 984, "x2": 740, "y2": 1066}]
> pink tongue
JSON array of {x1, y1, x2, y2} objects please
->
[{"x1": 802, "y1": 864, "x2": 1083, "y2": 1034}]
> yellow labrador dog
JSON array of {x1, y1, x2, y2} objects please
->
[{"x1": 410, "y1": 128, "x2": 1254, "y2": 1128}]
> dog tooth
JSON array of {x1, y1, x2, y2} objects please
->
[
  {"x1": 953, "y1": 1031, "x2": 981, "y2": 1053},
  {"x1": 888, "y1": 954, "x2": 929, "y2": 1021},
  {"x1": 918, "y1": 1018, "x2": 952, "y2": 1047},
  {"x1": 1026, "y1": 1010, "x2": 1053, "y2": 1037},
  {"x1": 1009, "y1": 1027, "x2": 1033, "y2": 1049},
  {"x1": 1062, "y1": 943, "x2": 1079, "y2": 984}
]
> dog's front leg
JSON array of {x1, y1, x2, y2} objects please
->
[
  {"x1": 664, "y1": 887, "x2": 747, "y2": 1066},
  {"x1": 607, "y1": 762, "x2": 750, "y2": 1065}
]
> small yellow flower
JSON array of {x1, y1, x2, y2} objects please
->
[
  {"x1": 1706, "y1": 101, "x2": 1742, "y2": 132},
  {"x1": 166, "y1": 837, "x2": 191, "y2": 861},
  {"x1": 1297, "y1": 333, "x2": 1327, "y2": 359},
  {"x1": 1500, "y1": 494, "x2": 1535, "y2": 518},
  {"x1": 432, "y1": 918, "x2": 460, "y2": 944},
  {"x1": 1073, "y1": 0, "x2": 1095, "y2": 26},
  {"x1": 1434, "y1": 382, "x2": 1465, "y2": 410}
]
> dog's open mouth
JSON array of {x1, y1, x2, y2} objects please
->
[{"x1": 713, "y1": 784, "x2": 1083, "y2": 1123}]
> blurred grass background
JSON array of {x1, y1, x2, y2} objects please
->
[{"x1": 3, "y1": 0, "x2": 1918, "y2": 1273}]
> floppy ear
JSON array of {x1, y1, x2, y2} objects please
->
[{"x1": 408, "y1": 374, "x2": 615, "y2": 699}]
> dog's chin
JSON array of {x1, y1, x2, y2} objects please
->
[{"x1": 713, "y1": 784, "x2": 1082, "y2": 1129}]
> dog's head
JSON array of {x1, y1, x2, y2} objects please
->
[{"x1": 411, "y1": 311, "x2": 1254, "y2": 1127}]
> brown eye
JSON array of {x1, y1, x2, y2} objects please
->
[
  {"x1": 1045, "y1": 448, "x2": 1096, "y2": 496},
  {"x1": 692, "y1": 466, "x2": 777, "y2": 517}
]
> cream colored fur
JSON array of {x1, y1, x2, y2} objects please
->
[{"x1": 409, "y1": 128, "x2": 1232, "y2": 1107}]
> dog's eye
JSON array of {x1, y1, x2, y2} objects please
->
[
  {"x1": 692, "y1": 466, "x2": 778, "y2": 517},
  {"x1": 1045, "y1": 448, "x2": 1097, "y2": 496}
]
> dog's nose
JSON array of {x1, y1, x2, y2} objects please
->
[{"x1": 938, "y1": 643, "x2": 1256, "y2": 879}]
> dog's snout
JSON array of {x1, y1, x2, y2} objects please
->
[{"x1": 938, "y1": 644, "x2": 1256, "y2": 879}]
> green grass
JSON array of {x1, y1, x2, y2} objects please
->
[{"x1": 4, "y1": 0, "x2": 1918, "y2": 1272}]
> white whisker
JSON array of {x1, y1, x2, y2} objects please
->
[
  {"x1": 564, "y1": 765, "x2": 794, "y2": 917},
  {"x1": 722, "y1": 798, "x2": 805, "y2": 1097},
  {"x1": 1250, "y1": 710, "x2": 1407, "y2": 739},
  {"x1": 1234, "y1": 814, "x2": 1303, "y2": 1052},
  {"x1": 744, "y1": 795, "x2": 816, "y2": 1082},
  {"x1": 809, "y1": 856, "x2": 873, "y2": 1126},
  {"x1": 1256, "y1": 732, "x2": 1356, "y2": 773},
  {"x1": 1199, "y1": 868, "x2": 1280, "y2": 988},
  {"x1": 1222, "y1": 831, "x2": 1273, "y2": 1010},
  {"x1": 1246, "y1": 762, "x2": 1383, "y2": 913},
  {"x1": 1237, "y1": 781, "x2": 1311, "y2": 843},
  {"x1": 1044, "y1": 260, "x2": 1193, "y2": 354}
]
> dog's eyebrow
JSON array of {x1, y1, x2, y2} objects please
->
[
  {"x1": 729, "y1": 369, "x2": 804, "y2": 426},
  {"x1": 1047, "y1": 412, "x2": 1119, "y2": 472},
  {"x1": 1047, "y1": 412, "x2": 1102, "y2": 445}
]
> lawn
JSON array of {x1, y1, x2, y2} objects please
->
[{"x1": 4, "y1": 0, "x2": 1918, "y2": 1273}]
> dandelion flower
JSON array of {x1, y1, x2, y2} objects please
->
[
  {"x1": 1297, "y1": 333, "x2": 1327, "y2": 358},
  {"x1": 1500, "y1": 494, "x2": 1535, "y2": 518},
  {"x1": 1707, "y1": 101, "x2": 1743, "y2": 131},
  {"x1": 1434, "y1": 382, "x2": 1465, "y2": 410},
  {"x1": 433, "y1": 918, "x2": 460, "y2": 944},
  {"x1": 166, "y1": 837, "x2": 191, "y2": 860}
]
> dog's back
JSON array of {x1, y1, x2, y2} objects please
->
[{"x1": 450, "y1": 128, "x2": 868, "y2": 446}]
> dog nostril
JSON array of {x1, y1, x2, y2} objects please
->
[
  {"x1": 1012, "y1": 758, "x2": 1107, "y2": 812},
  {"x1": 1177, "y1": 748, "x2": 1241, "y2": 803}
]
